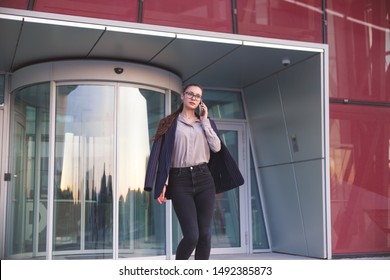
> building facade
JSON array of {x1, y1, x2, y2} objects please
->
[{"x1": 0, "y1": 0, "x2": 389, "y2": 260}]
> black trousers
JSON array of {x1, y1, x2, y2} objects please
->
[{"x1": 168, "y1": 163, "x2": 216, "y2": 260}]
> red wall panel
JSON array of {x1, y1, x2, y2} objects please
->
[
  {"x1": 330, "y1": 103, "x2": 390, "y2": 255},
  {"x1": 327, "y1": 0, "x2": 390, "y2": 103},
  {"x1": 142, "y1": 0, "x2": 233, "y2": 33},
  {"x1": 33, "y1": 0, "x2": 138, "y2": 22},
  {"x1": 329, "y1": 0, "x2": 390, "y2": 256},
  {"x1": 0, "y1": 0, "x2": 28, "y2": 9},
  {"x1": 236, "y1": 0, "x2": 323, "y2": 43}
]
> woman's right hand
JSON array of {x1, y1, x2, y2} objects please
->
[{"x1": 157, "y1": 185, "x2": 167, "y2": 204}]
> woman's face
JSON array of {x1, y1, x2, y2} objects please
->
[{"x1": 181, "y1": 85, "x2": 203, "y2": 111}]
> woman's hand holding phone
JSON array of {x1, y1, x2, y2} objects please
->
[{"x1": 199, "y1": 101, "x2": 207, "y2": 120}]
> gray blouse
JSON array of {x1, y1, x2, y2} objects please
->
[{"x1": 170, "y1": 114, "x2": 221, "y2": 168}]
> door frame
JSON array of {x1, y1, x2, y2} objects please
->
[
  {"x1": 1, "y1": 76, "x2": 11, "y2": 259},
  {"x1": 0, "y1": 107, "x2": 5, "y2": 259},
  {"x1": 210, "y1": 120, "x2": 250, "y2": 255}
]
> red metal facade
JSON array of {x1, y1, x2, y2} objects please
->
[
  {"x1": 0, "y1": 0, "x2": 389, "y2": 256},
  {"x1": 143, "y1": 0, "x2": 233, "y2": 33},
  {"x1": 327, "y1": 0, "x2": 390, "y2": 255},
  {"x1": 330, "y1": 104, "x2": 389, "y2": 254},
  {"x1": 0, "y1": 0, "x2": 28, "y2": 9},
  {"x1": 328, "y1": 0, "x2": 390, "y2": 103},
  {"x1": 236, "y1": 0, "x2": 323, "y2": 42},
  {"x1": 34, "y1": 0, "x2": 139, "y2": 22}
]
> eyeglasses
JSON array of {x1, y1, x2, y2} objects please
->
[{"x1": 184, "y1": 91, "x2": 202, "y2": 101}]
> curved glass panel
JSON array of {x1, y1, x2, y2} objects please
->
[
  {"x1": 171, "y1": 90, "x2": 182, "y2": 113},
  {"x1": 52, "y1": 84, "x2": 167, "y2": 259},
  {"x1": 5, "y1": 61, "x2": 181, "y2": 260},
  {"x1": 117, "y1": 86, "x2": 165, "y2": 258},
  {"x1": 6, "y1": 83, "x2": 50, "y2": 259},
  {"x1": 54, "y1": 85, "x2": 115, "y2": 258}
]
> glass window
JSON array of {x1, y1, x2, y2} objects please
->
[
  {"x1": 171, "y1": 90, "x2": 182, "y2": 113},
  {"x1": 171, "y1": 89, "x2": 245, "y2": 119},
  {"x1": 203, "y1": 89, "x2": 245, "y2": 119},
  {"x1": 212, "y1": 129, "x2": 241, "y2": 248},
  {"x1": 250, "y1": 146, "x2": 269, "y2": 250},
  {"x1": 6, "y1": 83, "x2": 50, "y2": 258}
]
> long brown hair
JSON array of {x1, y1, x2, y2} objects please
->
[
  {"x1": 153, "y1": 84, "x2": 203, "y2": 141},
  {"x1": 153, "y1": 104, "x2": 183, "y2": 141}
]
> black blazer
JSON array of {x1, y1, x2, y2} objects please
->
[{"x1": 144, "y1": 117, "x2": 244, "y2": 199}]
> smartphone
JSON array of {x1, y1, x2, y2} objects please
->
[{"x1": 199, "y1": 100, "x2": 205, "y2": 116}]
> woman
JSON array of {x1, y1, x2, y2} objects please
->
[{"x1": 144, "y1": 84, "x2": 244, "y2": 260}]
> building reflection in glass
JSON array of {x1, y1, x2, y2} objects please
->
[{"x1": 53, "y1": 84, "x2": 165, "y2": 258}]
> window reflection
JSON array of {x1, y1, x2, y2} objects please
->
[
  {"x1": 250, "y1": 146, "x2": 269, "y2": 249},
  {"x1": 172, "y1": 89, "x2": 245, "y2": 119},
  {"x1": 203, "y1": 89, "x2": 245, "y2": 119},
  {"x1": 171, "y1": 91, "x2": 182, "y2": 112},
  {"x1": 117, "y1": 87, "x2": 165, "y2": 258},
  {"x1": 55, "y1": 85, "x2": 115, "y2": 257},
  {"x1": 53, "y1": 84, "x2": 166, "y2": 259},
  {"x1": 212, "y1": 130, "x2": 240, "y2": 248},
  {"x1": 330, "y1": 104, "x2": 390, "y2": 255},
  {"x1": 7, "y1": 83, "x2": 50, "y2": 258}
]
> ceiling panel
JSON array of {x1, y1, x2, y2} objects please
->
[
  {"x1": 12, "y1": 21, "x2": 104, "y2": 70},
  {"x1": 186, "y1": 45, "x2": 316, "y2": 88},
  {"x1": 0, "y1": 18, "x2": 22, "y2": 72},
  {"x1": 150, "y1": 37, "x2": 241, "y2": 81},
  {"x1": 89, "y1": 30, "x2": 175, "y2": 63}
]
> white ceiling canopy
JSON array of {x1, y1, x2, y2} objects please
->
[{"x1": 0, "y1": 8, "x2": 325, "y2": 88}]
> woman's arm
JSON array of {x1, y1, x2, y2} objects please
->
[{"x1": 201, "y1": 118, "x2": 221, "y2": 152}]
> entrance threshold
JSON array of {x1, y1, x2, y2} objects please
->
[{"x1": 210, "y1": 252, "x2": 314, "y2": 260}]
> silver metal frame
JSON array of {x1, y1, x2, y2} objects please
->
[
  {"x1": 212, "y1": 120, "x2": 249, "y2": 255},
  {"x1": 0, "y1": 74, "x2": 11, "y2": 259}
]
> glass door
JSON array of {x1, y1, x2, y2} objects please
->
[
  {"x1": 4, "y1": 61, "x2": 182, "y2": 260},
  {"x1": 210, "y1": 121, "x2": 248, "y2": 255},
  {"x1": 54, "y1": 84, "x2": 115, "y2": 258},
  {"x1": 6, "y1": 83, "x2": 50, "y2": 259},
  {"x1": 171, "y1": 121, "x2": 248, "y2": 256},
  {"x1": 53, "y1": 84, "x2": 167, "y2": 259}
]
